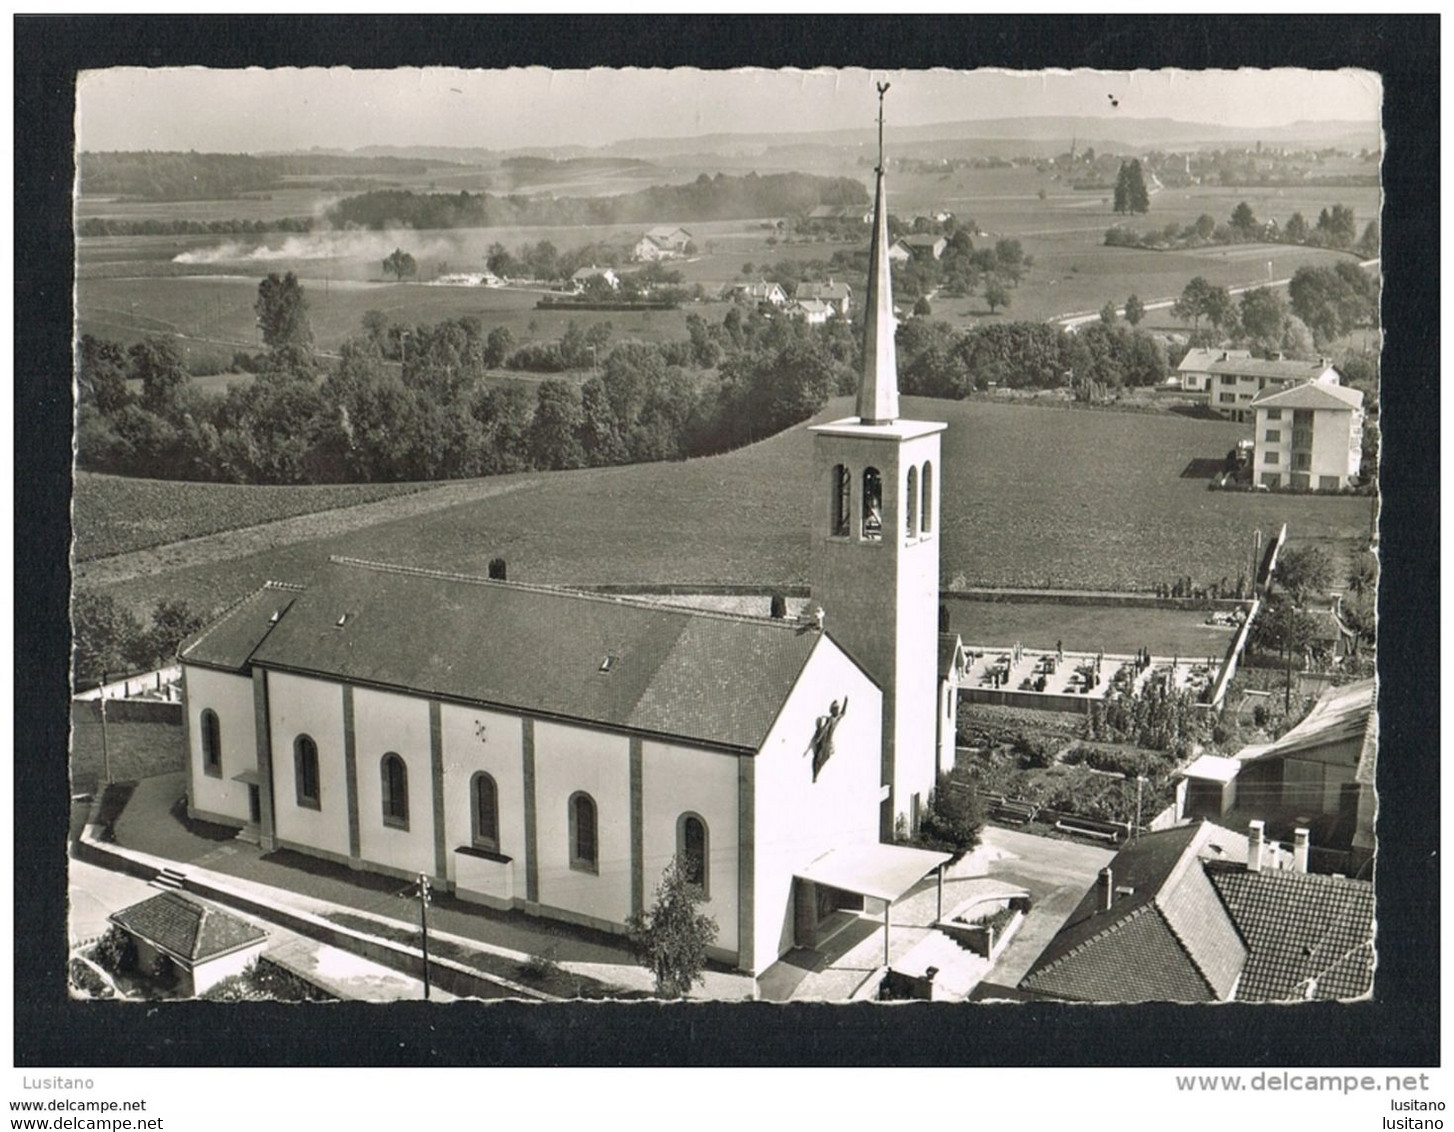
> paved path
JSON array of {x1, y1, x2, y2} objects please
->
[
  {"x1": 1053, "y1": 256, "x2": 1380, "y2": 329},
  {"x1": 102, "y1": 772, "x2": 755, "y2": 1000}
]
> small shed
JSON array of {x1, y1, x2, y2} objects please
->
[
  {"x1": 1177, "y1": 754, "x2": 1243, "y2": 821},
  {"x1": 109, "y1": 891, "x2": 268, "y2": 997}
]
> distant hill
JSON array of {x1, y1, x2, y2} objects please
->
[{"x1": 282, "y1": 115, "x2": 1380, "y2": 172}]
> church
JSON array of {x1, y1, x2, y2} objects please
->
[{"x1": 179, "y1": 99, "x2": 954, "y2": 980}]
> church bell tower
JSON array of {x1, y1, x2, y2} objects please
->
[{"x1": 809, "y1": 85, "x2": 946, "y2": 840}]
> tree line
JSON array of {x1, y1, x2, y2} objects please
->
[
  {"x1": 75, "y1": 272, "x2": 859, "y2": 485},
  {"x1": 895, "y1": 317, "x2": 1168, "y2": 399},
  {"x1": 326, "y1": 171, "x2": 869, "y2": 231},
  {"x1": 1107, "y1": 200, "x2": 1378, "y2": 256},
  {"x1": 1168, "y1": 262, "x2": 1379, "y2": 349},
  {"x1": 78, "y1": 216, "x2": 317, "y2": 238},
  {"x1": 79, "y1": 150, "x2": 441, "y2": 201}
]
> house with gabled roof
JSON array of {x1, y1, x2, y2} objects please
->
[
  {"x1": 1250, "y1": 378, "x2": 1365, "y2": 490},
  {"x1": 109, "y1": 891, "x2": 269, "y2": 997},
  {"x1": 796, "y1": 279, "x2": 852, "y2": 317},
  {"x1": 1181, "y1": 350, "x2": 1341, "y2": 423},
  {"x1": 1017, "y1": 819, "x2": 1373, "y2": 1002},
  {"x1": 632, "y1": 226, "x2": 693, "y2": 262},
  {"x1": 178, "y1": 109, "x2": 956, "y2": 984}
]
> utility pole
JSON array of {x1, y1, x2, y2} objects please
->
[
  {"x1": 417, "y1": 873, "x2": 432, "y2": 1001},
  {"x1": 1134, "y1": 774, "x2": 1145, "y2": 841},
  {"x1": 99, "y1": 671, "x2": 113, "y2": 787}
]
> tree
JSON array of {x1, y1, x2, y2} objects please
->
[
  {"x1": 1113, "y1": 160, "x2": 1150, "y2": 214},
  {"x1": 255, "y1": 272, "x2": 314, "y2": 353},
  {"x1": 483, "y1": 326, "x2": 515, "y2": 370},
  {"x1": 913, "y1": 296, "x2": 932, "y2": 317},
  {"x1": 1283, "y1": 211, "x2": 1309, "y2": 244},
  {"x1": 72, "y1": 591, "x2": 151, "y2": 688},
  {"x1": 982, "y1": 279, "x2": 1010, "y2": 314},
  {"x1": 128, "y1": 336, "x2": 189, "y2": 417},
  {"x1": 1202, "y1": 284, "x2": 1236, "y2": 334},
  {"x1": 1357, "y1": 218, "x2": 1381, "y2": 258},
  {"x1": 1193, "y1": 213, "x2": 1217, "y2": 240},
  {"x1": 1099, "y1": 300, "x2": 1118, "y2": 326},
  {"x1": 770, "y1": 593, "x2": 788, "y2": 619},
  {"x1": 488, "y1": 557, "x2": 507, "y2": 581},
  {"x1": 77, "y1": 335, "x2": 131, "y2": 413},
  {"x1": 626, "y1": 856, "x2": 718, "y2": 998},
  {"x1": 1239, "y1": 287, "x2": 1288, "y2": 347},
  {"x1": 1229, "y1": 201, "x2": 1258, "y2": 238},
  {"x1": 917, "y1": 773, "x2": 985, "y2": 858},
  {"x1": 527, "y1": 380, "x2": 586, "y2": 470},
  {"x1": 382, "y1": 247, "x2": 418, "y2": 282},
  {"x1": 1124, "y1": 293, "x2": 1145, "y2": 326},
  {"x1": 1171, "y1": 277, "x2": 1213, "y2": 329},
  {"x1": 143, "y1": 599, "x2": 207, "y2": 666},
  {"x1": 1316, "y1": 203, "x2": 1358, "y2": 248},
  {"x1": 1276, "y1": 545, "x2": 1334, "y2": 606}
]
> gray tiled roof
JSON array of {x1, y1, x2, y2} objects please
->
[
  {"x1": 245, "y1": 558, "x2": 824, "y2": 752},
  {"x1": 1019, "y1": 823, "x2": 1249, "y2": 1002},
  {"x1": 1208, "y1": 864, "x2": 1375, "y2": 1001},
  {"x1": 109, "y1": 892, "x2": 266, "y2": 964},
  {"x1": 179, "y1": 582, "x2": 300, "y2": 671},
  {"x1": 1020, "y1": 820, "x2": 1375, "y2": 1003}
]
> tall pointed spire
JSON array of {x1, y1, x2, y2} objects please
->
[{"x1": 857, "y1": 82, "x2": 899, "y2": 425}]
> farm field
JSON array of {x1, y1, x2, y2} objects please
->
[
  {"x1": 72, "y1": 472, "x2": 440, "y2": 561},
  {"x1": 75, "y1": 165, "x2": 1380, "y2": 364},
  {"x1": 77, "y1": 396, "x2": 1374, "y2": 620}
]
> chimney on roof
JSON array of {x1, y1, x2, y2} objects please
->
[
  {"x1": 813, "y1": 605, "x2": 825, "y2": 633},
  {"x1": 1293, "y1": 828, "x2": 1310, "y2": 874},
  {"x1": 1098, "y1": 867, "x2": 1114, "y2": 912},
  {"x1": 1248, "y1": 819, "x2": 1265, "y2": 872}
]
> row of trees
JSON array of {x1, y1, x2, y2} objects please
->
[
  {"x1": 326, "y1": 171, "x2": 868, "y2": 232},
  {"x1": 73, "y1": 593, "x2": 208, "y2": 689},
  {"x1": 896, "y1": 317, "x2": 1168, "y2": 399},
  {"x1": 1112, "y1": 159, "x2": 1152, "y2": 214},
  {"x1": 79, "y1": 150, "x2": 438, "y2": 201},
  {"x1": 1106, "y1": 200, "x2": 1378, "y2": 256},
  {"x1": 1168, "y1": 262, "x2": 1378, "y2": 350},
  {"x1": 76, "y1": 272, "x2": 857, "y2": 485}
]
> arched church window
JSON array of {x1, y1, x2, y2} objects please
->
[
  {"x1": 831, "y1": 464, "x2": 851, "y2": 536},
  {"x1": 294, "y1": 735, "x2": 320, "y2": 810},
  {"x1": 921, "y1": 461, "x2": 934, "y2": 534},
  {"x1": 471, "y1": 772, "x2": 499, "y2": 852},
  {"x1": 569, "y1": 792, "x2": 598, "y2": 873},
  {"x1": 381, "y1": 753, "x2": 408, "y2": 829},
  {"x1": 906, "y1": 466, "x2": 918, "y2": 537},
  {"x1": 201, "y1": 709, "x2": 222, "y2": 777},
  {"x1": 677, "y1": 813, "x2": 709, "y2": 896},
  {"x1": 862, "y1": 468, "x2": 883, "y2": 541}
]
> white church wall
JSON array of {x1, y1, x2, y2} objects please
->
[
  {"x1": 533, "y1": 719, "x2": 633, "y2": 930},
  {"x1": 641, "y1": 739, "x2": 739, "y2": 955},
  {"x1": 183, "y1": 665, "x2": 256, "y2": 825},
  {"x1": 352, "y1": 687, "x2": 435, "y2": 879},
  {"x1": 266, "y1": 671, "x2": 350, "y2": 861},
  {"x1": 439, "y1": 705, "x2": 526, "y2": 897},
  {"x1": 751, "y1": 636, "x2": 882, "y2": 973}
]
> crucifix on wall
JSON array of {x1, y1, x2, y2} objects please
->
[{"x1": 808, "y1": 697, "x2": 849, "y2": 781}]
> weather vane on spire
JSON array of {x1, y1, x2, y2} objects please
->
[{"x1": 876, "y1": 81, "x2": 891, "y2": 174}]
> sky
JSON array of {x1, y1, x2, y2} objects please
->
[{"x1": 77, "y1": 67, "x2": 1382, "y2": 154}]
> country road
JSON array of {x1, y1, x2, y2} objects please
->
[{"x1": 1052, "y1": 256, "x2": 1380, "y2": 329}]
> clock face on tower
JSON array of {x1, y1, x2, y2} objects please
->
[{"x1": 809, "y1": 697, "x2": 849, "y2": 781}]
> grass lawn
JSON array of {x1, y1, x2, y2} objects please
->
[
  {"x1": 943, "y1": 599, "x2": 1243, "y2": 660},
  {"x1": 79, "y1": 395, "x2": 1373, "y2": 621},
  {"x1": 70, "y1": 707, "x2": 185, "y2": 797},
  {"x1": 73, "y1": 472, "x2": 441, "y2": 561}
]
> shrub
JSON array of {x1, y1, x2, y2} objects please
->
[
  {"x1": 918, "y1": 773, "x2": 985, "y2": 858},
  {"x1": 93, "y1": 926, "x2": 136, "y2": 975}
]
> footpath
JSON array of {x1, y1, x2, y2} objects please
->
[{"x1": 78, "y1": 773, "x2": 752, "y2": 1002}]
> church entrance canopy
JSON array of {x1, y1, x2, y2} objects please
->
[
  {"x1": 795, "y1": 843, "x2": 954, "y2": 968},
  {"x1": 795, "y1": 843, "x2": 952, "y2": 904}
]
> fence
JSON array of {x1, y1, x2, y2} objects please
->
[{"x1": 74, "y1": 666, "x2": 181, "y2": 702}]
